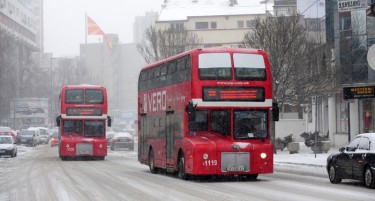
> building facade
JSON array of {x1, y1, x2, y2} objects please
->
[
  {"x1": 325, "y1": 0, "x2": 375, "y2": 146},
  {"x1": 133, "y1": 11, "x2": 158, "y2": 43},
  {"x1": 156, "y1": 0, "x2": 273, "y2": 48},
  {"x1": 80, "y1": 35, "x2": 146, "y2": 122}
]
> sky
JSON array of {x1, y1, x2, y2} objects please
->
[{"x1": 43, "y1": 0, "x2": 164, "y2": 57}]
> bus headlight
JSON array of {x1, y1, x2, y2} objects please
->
[
  {"x1": 203, "y1": 153, "x2": 209, "y2": 160},
  {"x1": 260, "y1": 153, "x2": 267, "y2": 159},
  {"x1": 66, "y1": 144, "x2": 70, "y2": 148},
  {"x1": 99, "y1": 144, "x2": 103, "y2": 148}
]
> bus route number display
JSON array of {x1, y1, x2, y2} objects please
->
[
  {"x1": 343, "y1": 86, "x2": 375, "y2": 99},
  {"x1": 66, "y1": 108, "x2": 102, "y2": 116},
  {"x1": 203, "y1": 87, "x2": 265, "y2": 101}
]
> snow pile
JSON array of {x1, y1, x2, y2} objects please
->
[{"x1": 274, "y1": 142, "x2": 338, "y2": 177}]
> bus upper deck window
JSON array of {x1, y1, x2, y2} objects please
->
[
  {"x1": 234, "y1": 53, "x2": 266, "y2": 81},
  {"x1": 86, "y1": 89, "x2": 104, "y2": 104},
  {"x1": 198, "y1": 53, "x2": 232, "y2": 80},
  {"x1": 65, "y1": 89, "x2": 83, "y2": 104}
]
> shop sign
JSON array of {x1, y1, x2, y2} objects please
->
[
  {"x1": 337, "y1": 0, "x2": 367, "y2": 12},
  {"x1": 343, "y1": 86, "x2": 375, "y2": 99}
]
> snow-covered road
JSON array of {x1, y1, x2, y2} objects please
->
[{"x1": 0, "y1": 144, "x2": 374, "y2": 201}]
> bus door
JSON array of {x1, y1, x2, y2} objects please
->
[
  {"x1": 166, "y1": 110, "x2": 175, "y2": 169},
  {"x1": 140, "y1": 114, "x2": 148, "y2": 159}
]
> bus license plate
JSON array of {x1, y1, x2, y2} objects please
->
[{"x1": 227, "y1": 166, "x2": 245, "y2": 172}]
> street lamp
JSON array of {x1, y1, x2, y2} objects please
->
[{"x1": 50, "y1": 57, "x2": 55, "y2": 128}]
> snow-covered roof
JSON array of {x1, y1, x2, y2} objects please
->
[{"x1": 158, "y1": 0, "x2": 274, "y2": 22}]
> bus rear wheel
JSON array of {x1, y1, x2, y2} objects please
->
[{"x1": 149, "y1": 149, "x2": 157, "y2": 174}]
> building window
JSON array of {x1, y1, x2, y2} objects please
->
[
  {"x1": 210, "y1": 22, "x2": 217, "y2": 29},
  {"x1": 195, "y1": 22, "x2": 209, "y2": 30},
  {"x1": 246, "y1": 20, "x2": 255, "y2": 28},
  {"x1": 237, "y1": 20, "x2": 244, "y2": 28},
  {"x1": 336, "y1": 94, "x2": 349, "y2": 134},
  {"x1": 339, "y1": 13, "x2": 351, "y2": 31},
  {"x1": 170, "y1": 23, "x2": 184, "y2": 30}
]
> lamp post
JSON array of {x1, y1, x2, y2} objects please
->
[{"x1": 50, "y1": 57, "x2": 55, "y2": 128}]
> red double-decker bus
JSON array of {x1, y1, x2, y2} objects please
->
[
  {"x1": 137, "y1": 48, "x2": 279, "y2": 179},
  {"x1": 56, "y1": 85, "x2": 111, "y2": 160}
]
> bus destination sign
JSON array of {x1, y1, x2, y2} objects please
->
[
  {"x1": 343, "y1": 86, "x2": 375, "y2": 99},
  {"x1": 203, "y1": 87, "x2": 265, "y2": 101},
  {"x1": 67, "y1": 108, "x2": 102, "y2": 116}
]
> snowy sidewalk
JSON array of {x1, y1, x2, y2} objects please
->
[{"x1": 273, "y1": 142, "x2": 339, "y2": 178}]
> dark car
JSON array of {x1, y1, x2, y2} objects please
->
[
  {"x1": 16, "y1": 129, "x2": 39, "y2": 147},
  {"x1": 327, "y1": 133, "x2": 375, "y2": 189},
  {"x1": 110, "y1": 132, "x2": 134, "y2": 151}
]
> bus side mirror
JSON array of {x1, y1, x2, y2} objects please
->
[
  {"x1": 185, "y1": 101, "x2": 196, "y2": 121},
  {"x1": 56, "y1": 115, "x2": 61, "y2": 127},
  {"x1": 107, "y1": 116, "x2": 112, "y2": 127},
  {"x1": 272, "y1": 102, "x2": 279, "y2": 121}
]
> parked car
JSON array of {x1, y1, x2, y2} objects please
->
[
  {"x1": 0, "y1": 135, "x2": 17, "y2": 157},
  {"x1": 16, "y1": 129, "x2": 39, "y2": 147},
  {"x1": 327, "y1": 133, "x2": 375, "y2": 189},
  {"x1": 50, "y1": 131, "x2": 60, "y2": 147},
  {"x1": 110, "y1": 132, "x2": 134, "y2": 151},
  {"x1": 37, "y1": 127, "x2": 50, "y2": 144},
  {"x1": 106, "y1": 131, "x2": 116, "y2": 147},
  {"x1": 0, "y1": 129, "x2": 17, "y2": 141}
]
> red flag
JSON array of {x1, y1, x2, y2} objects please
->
[
  {"x1": 87, "y1": 16, "x2": 112, "y2": 49},
  {"x1": 87, "y1": 16, "x2": 105, "y2": 35}
]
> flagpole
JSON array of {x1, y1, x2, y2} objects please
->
[{"x1": 85, "y1": 12, "x2": 87, "y2": 44}]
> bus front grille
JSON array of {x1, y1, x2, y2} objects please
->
[
  {"x1": 221, "y1": 152, "x2": 250, "y2": 172},
  {"x1": 76, "y1": 143, "x2": 93, "y2": 155}
]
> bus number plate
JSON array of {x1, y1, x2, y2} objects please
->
[{"x1": 227, "y1": 166, "x2": 245, "y2": 172}]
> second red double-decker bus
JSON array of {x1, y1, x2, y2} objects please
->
[
  {"x1": 138, "y1": 48, "x2": 279, "y2": 179},
  {"x1": 56, "y1": 85, "x2": 111, "y2": 160}
]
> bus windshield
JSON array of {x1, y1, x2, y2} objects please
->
[
  {"x1": 198, "y1": 53, "x2": 232, "y2": 80},
  {"x1": 188, "y1": 110, "x2": 268, "y2": 138},
  {"x1": 188, "y1": 111, "x2": 208, "y2": 131},
  {"x1": 84, "y1": 120, "x2": 105, "y2": 137},
  {"x1": 63, "y1": 120, "x2": 83, "y2": 135},
  {"x1": 234, "y1": 53, "x2": 266, "y2": 80},
  {"x1": 234, "y1": 110, "x2": 268, "y2": 139},
  {"x1": 211, "y1": 110, "x2": 230, "y2": 136}
]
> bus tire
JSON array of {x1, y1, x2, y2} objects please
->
[
  {"x1": 149, "y1": 149, "x2": 157, "y2": 174},
  {"x1": 178, "y1": 153, "x2": 188, "y2": 180},
  {"x1": 245, "y1": 174, "x2": 258, "y2": 180}
]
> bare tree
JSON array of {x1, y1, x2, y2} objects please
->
[
  {"x1": 241, "y1": 13, "x2": 335, "y2": 117},
  {"x1": 137, "y1": 26, "x2": 201, "y2": 63}
]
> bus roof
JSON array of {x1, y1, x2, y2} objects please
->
[
  {"x1": 140, "y1": 48, "x2": 267, "y2": 71},
  {"x1": 62, "y1": 85, "x2": 106, "y2": 89}
]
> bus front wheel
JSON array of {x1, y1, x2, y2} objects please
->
[
  {"x1": 178, "y1": 153, "x2": 188, "y2": 180},
  {"x1": 149, "y1": 149, "x2": 157, "y2": 174}
]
